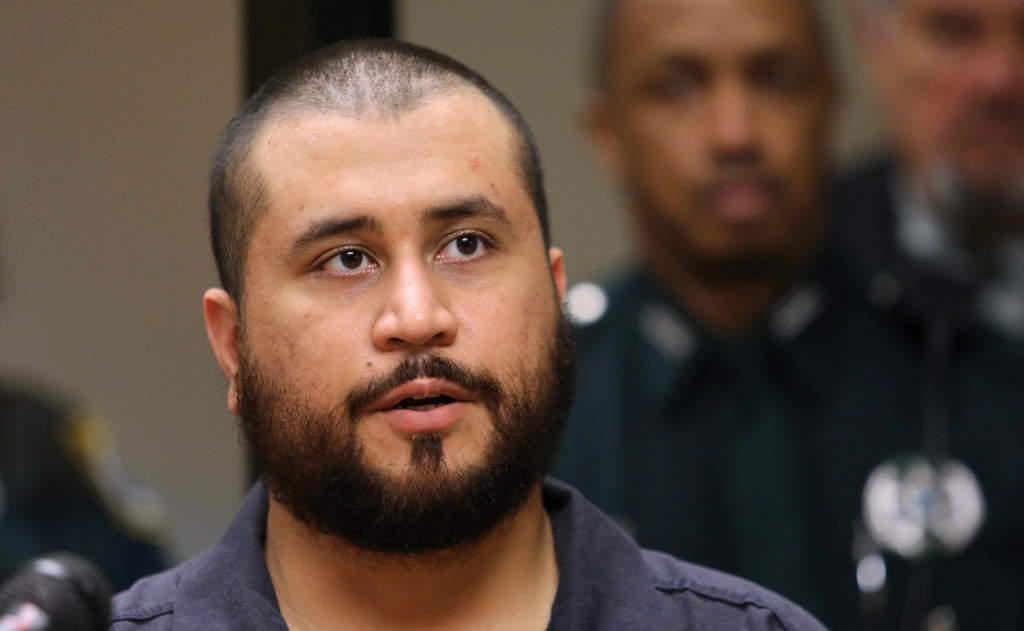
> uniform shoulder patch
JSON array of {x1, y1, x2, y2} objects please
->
[{"x1": 59, "y1": 410, "x2": 169, "y2": 545}]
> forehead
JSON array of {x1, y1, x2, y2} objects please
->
[
  {"x1": 249, "y1": 90, "x2": 526, "y2": 234},
  {"x1": 609, "y1": 0, "x2": 820, "y2": 62}
]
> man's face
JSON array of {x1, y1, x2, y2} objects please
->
[
  {"x1": 205, "y1": 91, "x2": 574, "y2": 552},
  {"x1": 591, "y1": 0, "x2": 832, "y2": 275},
  {"x1": 862, "y1": 0, "x2": 1024, "y2": 221}
]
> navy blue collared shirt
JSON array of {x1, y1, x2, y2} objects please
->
[{"x1": 110, "y1": 478, "x2": 825, "y2": 630}]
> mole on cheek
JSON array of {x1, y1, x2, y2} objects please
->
[{"x1": 366, "y1": 361, "x2": 373, "y2": 367}]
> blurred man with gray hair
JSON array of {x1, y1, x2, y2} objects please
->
[
  {"x1": 841, "y1": 0, "x2": 1024, "y2": 338},
  {"x1": 831, "y1": 1, "x2": 1024, "y2": 624}
]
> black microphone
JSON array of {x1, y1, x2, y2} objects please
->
[{"x1": 0, "y1": 553, "x2": 112, "y2": 631}]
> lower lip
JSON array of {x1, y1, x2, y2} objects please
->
[
  {"x1": 374, "y1": 402, "x2": 471, "y2": 434},
  {"x1": 708, "y1": 184, "x2": 776, "y2": 222}
]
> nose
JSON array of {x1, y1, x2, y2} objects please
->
[
  {"x1": 709, "y1": 81, "x2": 758, "y2": 159},
  {"x1": 372, "y1": 258, "x2": 458, "y2": 352}
]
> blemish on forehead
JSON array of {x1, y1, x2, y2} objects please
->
[{"x1": 470, "y1": 156, "x2": 480, "y2": 171}]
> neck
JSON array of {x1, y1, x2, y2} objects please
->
[
  {"x1": 264, "y1": 484, "x2": 558, "y2": 631},
  {"x1": 641, "y1": 231, "x2": 825, "y2": 336}
]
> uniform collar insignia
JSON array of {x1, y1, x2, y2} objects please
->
[
  {"x1": 768, "y1": 282, "x2": 825, "y2": 344},
  {"x1": 638, "y1": 301, "x2": 696, "y2": 363}
]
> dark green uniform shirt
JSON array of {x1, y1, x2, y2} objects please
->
[{"x1": 553, "y1": 165, "x2": 1024, "y2": 630}]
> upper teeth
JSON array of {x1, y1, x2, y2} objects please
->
[{"x1": 395, "y1": 394, "x2": 454, "y2": 410}]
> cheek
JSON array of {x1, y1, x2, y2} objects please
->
[
  {"x1": 621, "y1": 113, "x2": 705, "y2": 202},
  {"x1": 885, "y1": 46, "x2": 963, "y2": 155},
  {"x1": 761, "y1": 96, "x2": 824, "y2": 152},
  {"x1": 450, "y1": 272, "x2": 555, "y2": 370},
  {"x1": 633, "y1": 110, "x2": 706, "y2": 168},
  {"x1": 246, "y1": 293, "x2": 374, "y2": 393}
]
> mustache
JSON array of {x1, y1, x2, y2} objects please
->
[{"x1": 345, "y1": 353, "x2": 505, "y2": 419}]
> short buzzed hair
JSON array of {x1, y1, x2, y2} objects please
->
[{"x1": 209, "y1": 39, "x2": 549, "y2": 300}]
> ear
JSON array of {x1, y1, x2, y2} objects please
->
[
  {"x1": 583, "y1": 94, "x2": 627, "y2": 182},
  {"x1": 204, "y1": 288, "x2": 242, "y2": 415},
  {"x1": 548, "y1": 247, "x2": 567, "y2": 302}
]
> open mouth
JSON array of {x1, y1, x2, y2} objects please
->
[{"x1": 392, "y1": 394, "x2": 457, "y2": 412}]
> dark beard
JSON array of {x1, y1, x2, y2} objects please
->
[{"x1": 235, "y1": 308, "x2": 576, "y2": 556}]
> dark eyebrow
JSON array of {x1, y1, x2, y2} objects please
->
[
  {"x1": 421, "y1": 195, "x2": 513, "y2": 229},
  {"x1": 291, "y1": 214, "x2": 383, "y2": 254},
  {"x1": 657, "y1": 54, "x2": 707, "y2": 73}
]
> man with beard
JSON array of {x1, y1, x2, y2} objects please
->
[
  {"x1": 108, "y1": 40, "x2": 824, "y2": 631},
  {"x1": 554, "y1": 0, "x2": 1024, "y2": 628}
]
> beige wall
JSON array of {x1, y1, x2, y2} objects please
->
[
  {"x1": 0, "y1": 2, "x2": 244, "y2": 560},
  {"x1": 399, "y1": 0, "x2": 887, "y2": 284}
]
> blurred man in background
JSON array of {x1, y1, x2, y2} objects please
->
[
  {"x1": 842, "y1": 0, "x2": 1024, "y2": 342},
  {"x1": 0, "y1": 382, "x2": 167, "y2": 590},
  {"x1": 834, "y1": 0, "x2": 1024, "y2": 623},
  {"x1": 553, "y1": 0, "x2": 1024, "y2": 628}
]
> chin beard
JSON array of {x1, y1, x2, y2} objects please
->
[{"x1": 235, "y1": 308, "x2": 576, "y2": 556}]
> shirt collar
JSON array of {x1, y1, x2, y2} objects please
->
[
  {"x1": 892, "y1": 176, "x2": 1024, "y2": 339},
  {"x1": 171, "y1": 481, "x2": 285, "y2": 631},
  {"x1": 544, "y1": 478, "x2": 666, "y2": 629},
  {"x1": 628, "y1": 270, "x2": 825, "y2": 413},
  {"x1": 893, "y1": 176, "x2": 980, "y2": 282}
]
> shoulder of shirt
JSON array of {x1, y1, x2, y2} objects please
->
[
  {"x1": 0, "y1": 380, "x2": 170, "y2": 544},
  {"x1": 567, "y1": 269, "x2": 650, "y2": 336},
  {"x1": 638, "y1": 548, "x2": 827, "y2": 631},
  {"x1": 0, "y1": 380, "x2": 70, "y2": 427},
  {"x1": 108, "y1": 555, "x2": 200, "y2": 629}
]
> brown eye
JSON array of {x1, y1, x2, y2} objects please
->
[
  {"x1": 340, "y1": 250, "x2": 365, "y2": 269},
  {"x1": 455, "y1": 235, "x2": 479, "y2": 256},
  {"x1": 439, "y1": 234, "x2": 490, "y2": 261},
  {"x1": 322, "y1": 248, "x2": 376, "y2": 274}
]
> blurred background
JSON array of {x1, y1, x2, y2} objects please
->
[{"x1": 0, "y1": 1, "x2": 886, "y2": 563}]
